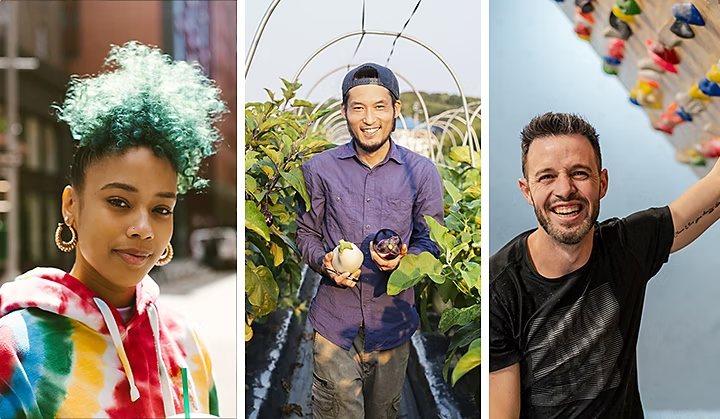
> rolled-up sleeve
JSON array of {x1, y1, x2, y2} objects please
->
[{"x1": 296, "y1": 158, "x2": 328, "y2": 274}]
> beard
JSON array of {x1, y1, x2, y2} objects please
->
[
  {"x1": 351, "y1": 131, "x2": 391, "y2": 153},
  {"x1": 534, "y1": 195, "x2": 600, "y2": 245}
]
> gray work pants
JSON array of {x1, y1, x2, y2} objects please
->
[{"x1": 312, "y1": 328, "x2": 410, "y2": 419}]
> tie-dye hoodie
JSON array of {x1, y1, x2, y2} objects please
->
[{"x1": 0, "y1": 267, "x2": 219, "y2": 418}]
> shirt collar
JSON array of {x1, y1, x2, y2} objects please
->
[{"x1": 336, "y1": 138, "x2": 406, "y2": 165}]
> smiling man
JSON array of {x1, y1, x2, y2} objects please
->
[
  {"x1": 296, "y1": 63, "x2": 444, "y2": 419},
  {"x1": 489, "y1": 112, "x2": 720, "y2": 418}
]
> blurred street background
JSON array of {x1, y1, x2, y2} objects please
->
[{"x1": 0, "y1": 0, "x2": 237, "y2": 413}]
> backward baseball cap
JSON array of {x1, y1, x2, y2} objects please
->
[{"x1": 342, "y1": 63, "x2": 400, "y2": 101}]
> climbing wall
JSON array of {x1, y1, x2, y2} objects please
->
[{"x1": 555, "y1": 0, "x2": 720, "y2": 177}]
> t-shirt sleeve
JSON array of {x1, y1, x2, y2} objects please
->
[
  {"x1": 621, "y1": 206, "x2": 674, "y2": 279},
  {"x1": 489, "y1": 280, "x2": 522, "y2": 372}
]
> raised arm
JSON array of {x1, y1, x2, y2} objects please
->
[
  {"x1": 669, "y1": 158, "x2": 720, "y2": 253},
  {"x1": 490, "y1": 363, "x2": 521, "y2": 419}
]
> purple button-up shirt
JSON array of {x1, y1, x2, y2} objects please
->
[{"x1": 296, "y1": 140, "x2": 444, "y2": 351}]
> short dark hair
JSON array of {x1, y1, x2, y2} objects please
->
[{"x1": 520, "y1": 112, "x2": 602, "y2": 178}]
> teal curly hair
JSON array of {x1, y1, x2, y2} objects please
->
[{"x1": 54, "y1": 41, "x2": 226, "y2": 194}]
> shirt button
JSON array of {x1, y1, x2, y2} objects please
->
[
  {"x1": 366, "y1": 225, "x2": 370, "y2": 229},
  {"x1": 336, "y1": 197, "x2": 341, "y2": 201},
  {"x1": 366, "y1": 198, "x2": 371, "y2": 202}
]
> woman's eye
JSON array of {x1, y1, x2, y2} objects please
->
[
  {"x1": 108, "y1": 198, "x2": 129, "y2": 208},
  {"x1": 155, "y1": 207, "x2": 173, "y2": 216}
]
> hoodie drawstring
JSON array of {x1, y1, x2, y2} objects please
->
[
  {"x1": 147, "y1": 303, "x2": 177, "y2": 418},
  {"x1": 93, "y1": 298, "x2": 141, "y2": 402}
]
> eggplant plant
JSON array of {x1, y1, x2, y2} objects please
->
[
  {"x1": 244, "y1": 80, "x2": 335, "y2": 341},
  {"x1": 387, "y1": 145, "x2": 481, "y2": 402}
]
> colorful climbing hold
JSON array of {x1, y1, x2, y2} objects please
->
[
  {"x1": 675, "y1": 106, "x2": 693, "y2": 122},
  {"x1": 604, "y1": 56, "x2": 622, "y2": 66},
  {"x1": 676, "y1": 148, "x2": 706, "y2": 166},
  {"x1": 670, "y1": 20, "x2": 695, "y2": 39},
  {"x1": 706, "y1": 64, "x2": 720, "y2": 83},
  {"x1": 698, "y1": 78, "x2": 720, "y2": 97},
  {"x1": 606, "y1": 38, "x2": 625, "y2": 59},
  {"x1": 689, "y1": 83, "x2": 711, "y2": 100},
  {"x1": 615, "y1": 0, "x2": 641, "y2": 16},
  {"x1": 575, "y1": 23, "x2": 592, "y2": 41},
  {"x1": 575, "y1": 0, "x2": 595, "y2": 14},
  {"x1": 612, "y1": 5, "x2": 635, "y2": 23},
  {"x1": 604, "y1": 63, "x2": 619, "y2": 75},
  {"x1": 646, "y1": 40, "x2": 680, "y2": 64},
  {"x1": 698, "y1": 137, "x2": 720, "y2": 158},
  {"x1": 609, "y1": 11, "x2": 633, "y2": 40},
  {"x1": 672, "y1": 3, "x2": 705, "y2": 26}
]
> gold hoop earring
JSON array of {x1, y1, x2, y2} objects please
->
[
  {"x1": 155, "y1": 243, "x2": 174, "y2": 267},
  {"x1": 55, "y1": 222, "x2": 77, "y2": 253}
]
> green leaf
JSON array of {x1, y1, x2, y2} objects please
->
[
  {"x1": 270, "y1": 225, "x2": 300, "y2": 255},
  {"x1": 436, "y1": 274, "x2": 459, "y2": 303},
  {"x1": 444, "y1": 180, "x2": 462, "y2": 204},
  {"x1": 269, "y1": 241, "x2": 284, "y2": 267},
  {"x1": 245, "y1": 175, "x2": 257, "y2": 196},
  {"x1": 442, "y1": 346, "x2": 457, "y2": 382},
  {"x1": 448, "y1": 321, "x2": 481, "y2": 352},
  {"x1": 260, "y1": 145, "x2": 284, "y2": 167},
  {"x1": 258, "y1": 158, "x2": 276, "y2": 178},
  {"x1": 264, "y1": 88, "x2": 276, "y2": 101},
  {"x1": 427, "y1": 273, "x2": 446, "y2": 285},
  {"x1": 424, "y1": 215, "x2": 453, "y2": 254},
  {"x1": 257, "y1": 117, "x2": 286, "y2": 134},
  {"x1": 439, "y1": 305, "x2": 480, "y2": 334},
  {"x1": 292, "y1": 99, "x2": 314, "y2": 108},
  {"x1": 245, "y1": 200, "x2": 270, "y2": 241},
  {"x1": 245, "y1": 151, "x2": 259, "y2": 172},
  {"x1": 464, "y1": 184, "x2": 481, "y2": 200},
  {"x1": 444, "y1": 212, "x2": 465, "y2": 233},
  {"x1": 448, "y1": 145, "x2": 480, "y2": 166},
  {"x1": 451, "y1": 338, "x2": 480, "y2": 386},
  {"x1": 246, "y1": 232, "x2": 273, "y2": 268},
  {"x1": 461, "y1": 261, "x2": 481, "y2": 292},
  {"x1": 448, "y1": 242, "x2": 469, "y2": 265},
  {"x1": 281, "y1": 167, "x2": 311, "y2": 212},
  {"x1": 245, "y1": 264, "x2": 279, "y2": 317},
  {"x1": 387, "y1": 252, "x2": 442, "y2": 295}
]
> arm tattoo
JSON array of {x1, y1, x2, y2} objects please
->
[{"x1": 675, "y1": 200, "x2": 720, "y2": 238}]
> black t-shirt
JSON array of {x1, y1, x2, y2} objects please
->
[{"x1": 490, "y1": 207, "x2": 674, "y2": 419}]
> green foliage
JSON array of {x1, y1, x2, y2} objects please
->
[
  {"x1": 245, "y1": 79, "x2": 335, "y2": 341},
  {"x1": 388, "y1": 145, "x2": 481, "y2": 396}
]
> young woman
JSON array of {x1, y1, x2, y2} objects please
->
[{"x1": 0, "y1": 41, "x2": 226, "y2": 418}]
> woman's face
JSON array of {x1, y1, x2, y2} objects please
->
[{"x1": 63, "y1": 146, "x2": 177, "y2": 303}]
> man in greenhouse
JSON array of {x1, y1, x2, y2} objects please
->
[
  {"x1": 489, "y1": 112, "x2": 720, "y2": 418},
  {"x1": 296, "y1": 63, "x2": 444, "y2": 418}
]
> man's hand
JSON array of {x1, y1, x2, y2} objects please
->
[
  {"x1": 321, "y1": 252, "x2": 361, "y2": 288},
  {"x1": 370, "y1": 242, "x2": 408, "y2": 272}
]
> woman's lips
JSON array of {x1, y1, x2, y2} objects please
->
[{"x1": 114, "y1": 249, "x2": 151, "y2": 266}]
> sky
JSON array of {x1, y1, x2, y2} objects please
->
[
  {"x1": 490, "y1": 0, "x2": 720, "y2": 411},
  {"x1": 244, "y1": 0, "x2": 480, "y2": 104}
]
